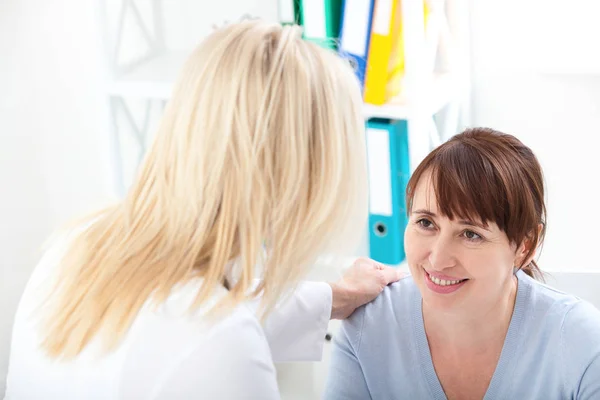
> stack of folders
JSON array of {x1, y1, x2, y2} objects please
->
[
  {"x1": 339, "y1": 0, "x2": 429, "y2": 105},
  {"x1": 277, "y1": 0, "x2": 427, "y2": 104},
  {"x1": 277, "y1": 1, "x2": 419, "y2": 265}
]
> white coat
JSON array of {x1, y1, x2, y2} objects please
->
[{"x1": 4, "y1": 234, "x2": 331, "y2": 399}]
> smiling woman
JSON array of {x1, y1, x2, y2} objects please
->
[
  {"x1": 404, "y1": 128, "x2": 545, "y2": 317},
  {"x1": 324, "y1": 128, "x2": 600, "y2": 400}
]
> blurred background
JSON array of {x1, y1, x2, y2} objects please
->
[{"x1": 1, "y1": 0, "x2": 599, "y2": 397}]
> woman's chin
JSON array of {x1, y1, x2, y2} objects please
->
[
  {"x1": 416, "y1": 279, "x2": 469, "y2": 313},
  {"x1": 421, "y1": 293, "x2": 461, "y2": 312}
]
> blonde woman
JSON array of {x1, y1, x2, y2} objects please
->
[{"x1": 4, "y1": 20, "x2": 401, "y2": 399}]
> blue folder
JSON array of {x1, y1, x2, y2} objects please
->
[
  {"x1": 338, "y1": 0, "x2": 376, "y2": 88},
  {"x1": 366, "y1": 119, "x2": 410, "y2": 265}
]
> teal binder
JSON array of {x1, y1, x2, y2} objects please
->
[
  {"x1": 366, "y1": 119, "x2": 410, "y2": 265},
  {"x1": 277, "y1": 0, "x2": 302, "y2": 25},
  {"x1": 298, "y1": 0, "x2": 343, "y2": 49}
]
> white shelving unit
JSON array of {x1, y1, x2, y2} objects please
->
[
  {"x1": 106, "y1": 51, "x2": 188, "y2": 99},
  {"x1": 97, "y1": 0, "x2": 470, "y2": 195}
]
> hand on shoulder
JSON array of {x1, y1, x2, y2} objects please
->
[{"x1": 329, "y1": 257, "x2": 406, "y2": 320}]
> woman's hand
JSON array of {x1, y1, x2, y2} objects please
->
[{"x1": 329, "y1": 258, "x2": 405, "y2": 319}]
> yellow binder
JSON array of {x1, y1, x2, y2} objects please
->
[{"x1": 363, "y1": 0, "x2": 429, "y2": 105}]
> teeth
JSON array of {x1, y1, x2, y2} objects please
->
[{"x1": 428, "y1": 273, "x2": 463, "y2": 286}]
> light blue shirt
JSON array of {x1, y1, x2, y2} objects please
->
[{"x1": 324, "y1": 270, "x2": 600, "y2": 399}]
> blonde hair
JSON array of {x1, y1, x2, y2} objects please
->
[{"x1": 42, "y1": 19, "x2": 368, "y2": 358}]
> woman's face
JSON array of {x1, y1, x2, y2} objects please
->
[{"x1": 404, "y1": 174, "x2": 527, "y2": 316}]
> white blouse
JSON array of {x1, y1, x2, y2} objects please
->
[{"x1": 4, "y1": 235, "x2": 332, "y2": 400}]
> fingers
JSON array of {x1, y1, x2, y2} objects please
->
[
  {"x1": 353, "y1": 257, "x2": 406, "y2": 285},
  {"x1": 378, "y1": 264, "x2": 404, "y2": 284}
]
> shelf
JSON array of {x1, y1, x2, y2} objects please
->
[
  {"x1": 106, "y1": 51, "x2": 189, "y2": 99},
  {"x1": 106, "y1": 51, "x2": 458, "y2": 120},
  {"x1": 362, "y1": 72, "x2": 457, "y2": 120}
]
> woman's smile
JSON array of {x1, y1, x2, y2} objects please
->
[{"x1": 423, "y1": 267, "x2": 469, "y2": 294}]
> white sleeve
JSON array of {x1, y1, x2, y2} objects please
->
[
  {"x1": 150, "y1": 311, "x2": 280, "y2": 400},
  {"x1": 249, "y1": 281, "x2": 333, "y2": 363}
]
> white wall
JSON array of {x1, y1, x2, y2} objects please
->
[
  {"x1": 468, "y1": 0, "x2": 600, "y2": 272},
  {"x1": 0, "y1": 0, "x2": 115, "y2": 394}
]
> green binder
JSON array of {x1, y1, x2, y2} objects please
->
[
  {"x1": 278, "y1": 0, "x2": 302, "y2": 26},
  {"x1": 298, "y1": 0, "x2": 343, "y2": 49}
]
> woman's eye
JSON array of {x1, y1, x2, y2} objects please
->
[
  {"x1": 463, "y1": 230, "x2": 482, "y2": 241},
  {"x1": 417, "y1": 219, "x2": 434, "y2": 229}
]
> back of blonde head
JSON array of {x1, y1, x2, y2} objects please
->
[{"x1": 43, "y1": 19, "x2": 368, "y2": 358}]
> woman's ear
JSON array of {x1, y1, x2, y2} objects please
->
[
  {"x1": 515, "y1": 241, "x2": 535, "y2": 268},
  {"x1": 515, "y1": 224, "x2": 543, "y2": 267}
]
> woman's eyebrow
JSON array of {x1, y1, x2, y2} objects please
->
[
  {"x1": 458, "y1": 219, "x2": 491, "y2": 231},
  {"x1": 413, "y1": 209, "x2": 492, "y2": 232},
  {"x1": 413, "y1": 209, "x2": 436, "y2": 217}
]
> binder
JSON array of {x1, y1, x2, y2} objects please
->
[
  {"x1": 363, "y1": 0, "x2": 404, "y2": 105},
  {"x1": 338, "y1": 0, "x2": 376, "y2": 88},
  {"x1": 278, "y1": 0, "x2": 301, "y2": 25},
  {"x1": 298, "y1": 0, "x2": 344, "y2": 49},
  {"x1": 366, "y1": 119, "x2": 410, "y2": 265},
  {"x1": 363, "y1": 0, "x2": 429, "y2": 105}
]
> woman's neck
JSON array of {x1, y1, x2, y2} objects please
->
[{"x1": 422, "y1": 275, "x2": 518, "y2": 353}]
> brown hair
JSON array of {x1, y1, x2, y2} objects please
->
[{"x1": 406, "y1": 127, "x2": 546, "y2": 280}]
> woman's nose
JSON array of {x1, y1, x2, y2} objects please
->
[{"x1": 428, "y1": 237, "x2": 456, "y2": 270}]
